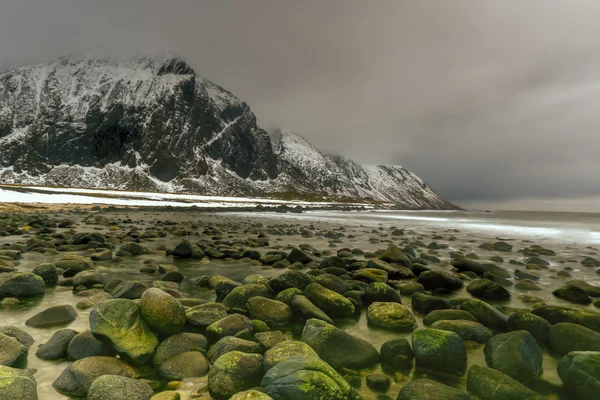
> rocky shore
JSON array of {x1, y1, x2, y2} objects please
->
[{"x1": 0, "y1": 207, "x2": 599, "y2": 399}]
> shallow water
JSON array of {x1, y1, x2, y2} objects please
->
[{"x1": 2, "y1": 208, "x2": 600, "y2": 399}]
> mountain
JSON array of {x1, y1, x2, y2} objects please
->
[{"x1": 0, "y1": 53, "x2": 456, "y2": 209}]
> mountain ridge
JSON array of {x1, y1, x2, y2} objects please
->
[{"x1": 0, "y1": 52, "x2": 457, "y2": 209}]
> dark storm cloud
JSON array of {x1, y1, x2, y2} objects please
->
[{"x1": 2, "y1": 0, "x2": 600, "y2": 209}]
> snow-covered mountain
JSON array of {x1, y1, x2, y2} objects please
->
[{"x1": 0, "y1": 53, "x2": 456, "y2": 209}]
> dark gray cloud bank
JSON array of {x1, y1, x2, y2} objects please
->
[{"x1": 2, "y1": 0, "x2": 600, "y2": 211}]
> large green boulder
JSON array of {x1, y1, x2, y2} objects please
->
[
  {"x1": 32, "y1": 263, "x2": 58, "y2": 285},
  {"x1": 247, "y1": 297, "x2": 292, "y2": 329},
  {"x1": 355, "y1": 266, "x2": 388, "y2": 283},
  {"x1": 506, "y1": 311, "x2": 551, "y2": 347},
  {"x1": 140, "y1": 288, "x2": 186, "y2": 335},
  {"x1": 467, "y1": 279, "x2": 511, "y2": 301},
  {"x1": 90, "y1": 299, "x2": 158, "y2": 365},
  {"x1": 532, "y1": 305, "x2": 600, "y2": 333},
  {"x1": 207, "y1": 336, "x2": 263, "y2": 363},
  {"x1": 301, "y1": 318, "x2": 379, "y2": 369},
  {"x1": 290, "y1": 295, "x2": 334, "y2": 324},
  {"x1": 152, "y1": 332, "x2": 208, "y2": 366},
  {"x1": 367, "y1": 302, "x2": 417, "y2": 331},
  {"x1": 380, "y1": 338, "x2": 414, "y2": 370},
  {"x1": 264, "y1": 341, "x2": 317, "y2": 371},
  {"x1": 411, "y1": 292, "x2": 452, "y2": 315},
  {"x1": 364, "y1": 282, "x2": 401, "y2": 305},
  {"x1": 451, "y1": 258, "x2": 486, "y2": 275},
  {"x1": 36, "y1": 329, "x2": 79, "y2": 360},
  {"x1": 223, "y1": 284, "x2": 273, "y2": 311},
  {"x1": 304, "y1": 283, "x2": 354, "y2": 319},
  {"x1": 25, "y1": 305, "x2": 77, "y2": 328},
  {"x1": 52, "y1": 356, "x2": 136, "y2": 398},
  {"x1": 418, "y1": 270, "x2": 464, "y2": 291},
  {"x1": 158, "y1": 351, "x2": 210, "y2": 380},
  {"x1": 56, "y1": 255, "x2": 95, "y2": 277},
  {"x1": 412, "y1": 328, "x2": 467, "y2": 376},
  {"x1": 185, "y1": 302, "x2": 228, "y2": 329},
  {"x1": 269, "y1": 271, "x2": 315, "y2": 293},
  {"x1": 206, "y1": 314, "x2": 254, "y2": 342},
  {"x1": 423, "y1": 309, "x2": 477, "y2": 326},
  {"x1": 262, "y1": 355, "x2": 360, "y2": 400},
  {"x1": 0, "y1": 272, "x2": 45, "y2": 299},
  {"x1": 231, "y1": 390, "x2": 274, "y2": 400},
  {"x1": 557, "y1": 351, "x2": 600, "y2": 400},
  {"x1": 460, "y1": 299, "x2": 508, "y2": 330},
  {"x1": 0, "y1": 365, "x2": 38, "y2": 400},
  {"x1": 397, "y1": 378, "x2": 471, "y2": 400},
  {"x1": 0, "y1": 332, "x2": 27, "y2": 367},
  {"x1": 208, "y1": 351, "x2": 264, "y2": 400},
  {"x1": 484, "y1": 331, "x2": 543, "y2": 385},
  {"x1": 549, "y1": 323, "x2": 600, "y2": 356},
  {"x1": 380, "y1": 243, "x2": 412, "y2": 266},
  {"x1": 431, "y1": 320, "x2": 492, "y2": 343},
  {"x1": 467, "y1": 365, "x2": 543, "y2": 400},
  {"x1": 88, "y1": 375, "x2": 154, "y2": 400},
  {"x1": 119, "y1": 243, "x2": 150, "y2": 256}
]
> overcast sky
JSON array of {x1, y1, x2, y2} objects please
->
[{"x1": 2, "y1": 0, "x2": 600, "y2": 211}]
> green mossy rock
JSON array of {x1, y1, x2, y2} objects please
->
[
  {"x1": 152, "y1": 332, "x2": 208, "y2": 366},
  {"x1": 418, "y1": 270, "x2": 464, "y2": 292},
  {"x1": 301, "y1": 318, "x2": 379, "y2": 370},
  {"x1": 467, "y1": 279, "x2": 511, "y2": 301},
  {"x1": 411, "y1": 292, "x2": 452, "y2": 315},
  {"x1": 140, "y1": 288, "x2": 186, "y2": 335},
  {"x1": 483, "y1": 330, "x2": 543, "y2": 385},
  {"x1": 549, "y1": 322, "x2": 600, "y2": 356},
  {"x1": 397, "y1": 378, "x2": 471, "y2": 400},
  {"x1": 354, "y1": 267, "x2": 388, "y2": 283},
  {"x1": 431, "y1": 320, "x2": 492, "y2": 343},
  {"x1": 0, "y1": 365, "x2": 38, "y2": 400},
  {"x1": 185, "y1": 302, "x2": 227, "y2": 329},
  {"x1": 206, "y1": 313, "x2": 254, "y2": 342},
  {"x1": 0, "y1": 332, "x2": 27, "y2": 367},
  {"x1": 366, "y1": 302, "x2": 417, "y2": 332},
  {"x1": 423, "y1": 309, "x2": 477, "y2": 326},
  {"x1": 290, "y1": 295, "x2": 334, "y2": 324},
  {"x1": 52, "y1": 356, "x2": 136, "y2": 398},
  {"x1": 207, "y1": 336, "x2": 263, "y2": 363},
  {"x1": 223, "y1": 284, "x2": 273, "y2": 311},
  {"x1": 304, "y1": 283, "x2": 355, "y2": 319},
  {"x1": 460, "y1": 299, "x2": 508, "y2": 330},
  {"x1": 364, "y1": 282, "x2": 401, "y2": 305},
  {"x1": 532, "y1": 305, "x2": 600, "y2": 333},
  {"x1": 467, "y1": 365, "x2": 543, "y2": 400},
  {"x1": 25, "y1": 304, "x2": 77, "y2": 328},
  {"x1": 275, "y1": 288, "x2": 304, "y2": 305},
  {"x1": 506, "y1": 311, "x2": 551, "y2": 347},
  {"x1": 230, "y1": 390, "x2": 273, "y2": 400},
  {"x1": 412, "y1": 328, "x2": 467, "y2": 376},
  {"x1": 380, "y1": 338, "x2": 414, "y2": 370},
  {"x1": 247, "y1": 296, "x2": 292, "y2": 329},
  {"x1": 208, "y1": 351, "x2": 264, "y2": 400},
  {"x1": 269, "y1": 271, "x2": 315, "y2": 293},
  {"x1": 88, "y1": 375, "x2": 154, "y2": 400},
  {"x1": 90, "y1": 299, "x2": 158, "y2": 365},
  {"x1": 158, "y1": 351, "x2": 209, "y2": 380},
  {"x1": 264, "y1": 340, "x2": 317, "y2": 371},
  {"x1": 262, "y1": 355, "x2": 361, "y2": 400},
  {"x1": 0, "y1": 272, "x2": 45, "y2": 299},
  {"x1": 557, "y1": 351, "x2": 600, "y2": 400}
]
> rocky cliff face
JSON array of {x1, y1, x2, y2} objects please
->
[{"x1": 0, "y1": 53, "x2": 455, "y2": 209}]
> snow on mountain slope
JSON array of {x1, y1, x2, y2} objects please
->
[
  {"x1": 0, "y1": 53, "x2": 455, "y2": 209},
  {"x1": 269, "y1": 132, "x2": 453, "y2": 208}
]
